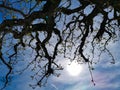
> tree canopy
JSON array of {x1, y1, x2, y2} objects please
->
[{"x1": 0, "y1": 0, "x2": 120, "y2": 89}]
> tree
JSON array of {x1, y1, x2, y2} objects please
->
[{"x1": 0, "y1": 0, "x2": 120, "y2": 89}]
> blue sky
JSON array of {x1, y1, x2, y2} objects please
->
[
  {"x1": 1, "y1": 40, "x2": 120, "y2": 90},
  {"x1": 0, "y1": 0, "x2": 120, "y2": 90}
]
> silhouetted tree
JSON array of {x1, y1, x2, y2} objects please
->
[{"x1": 0, "y1": 0, "x2": 120, "y2": 89}]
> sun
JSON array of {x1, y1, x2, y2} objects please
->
[{"x1": 66, "y1": 61, "x2": 83, "y2": 76}]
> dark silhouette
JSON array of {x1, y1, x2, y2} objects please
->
[{"x1": 0, "y1": 0, "x2": 119, "y2": 89}]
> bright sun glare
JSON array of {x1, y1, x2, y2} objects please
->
[{"x1": 66, "y1": 61, "x2": 83, "y2": 76}]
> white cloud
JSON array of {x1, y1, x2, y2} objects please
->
[
  {"x1": 51, "y1": 84, "x2": 59, "y2": 90},
  {"x1": 91, "y1": 68, "x2": 120, "y2": 89},
  {"x1": 50, "y1": 55, "x2": 120, "y2": 90},
  {"x1": 51, "y1": 59, "x2": 90, "y2": 85}
]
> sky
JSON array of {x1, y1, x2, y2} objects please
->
[
  {"x1": 1, "y1": 40, "x2": 119, "y2": 90},
  {"x1": 0, "y1": 0, "x2": 120, "y2": 90},
  {"x1": 0, "y1": 40, "x2": 120, "y2": 90},
  {"x1": 0, "y1": 41, "x2": 120, "y2": 90}
]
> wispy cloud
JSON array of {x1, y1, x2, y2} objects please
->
[
  {"x1": 51, "y1": 84, "x2": 59, "y2": 90},
  {"x1": 51, "y1": 59, "x2": 90, "y2": 85}
]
